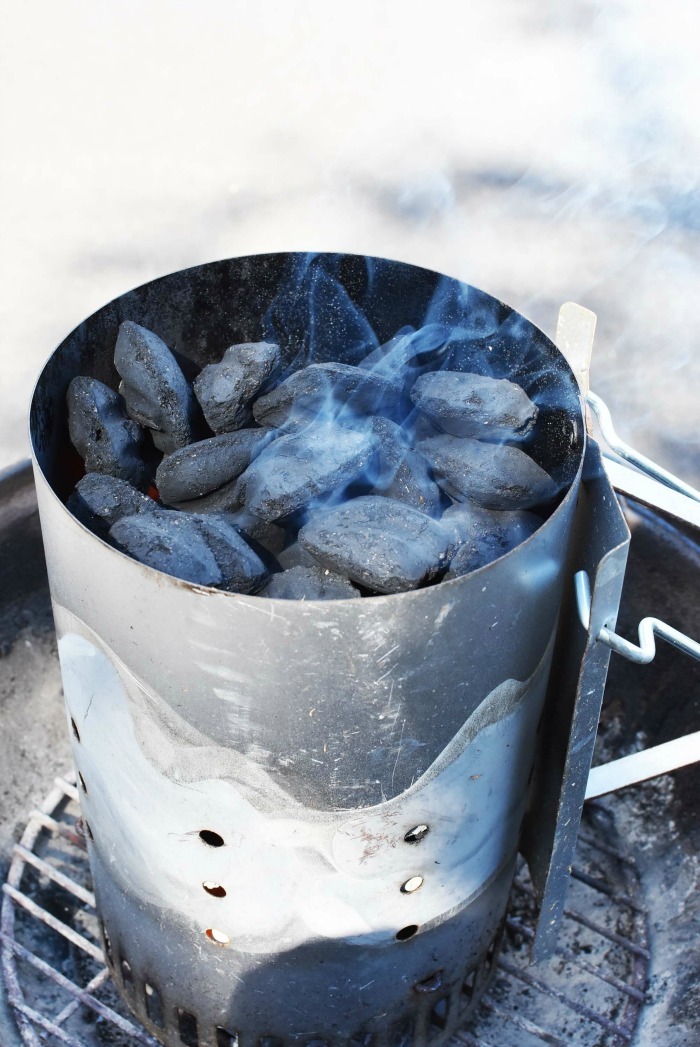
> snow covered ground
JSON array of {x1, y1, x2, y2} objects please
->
[{"x1": 1, "y1": 0, "x2": 699, "y2": 483}]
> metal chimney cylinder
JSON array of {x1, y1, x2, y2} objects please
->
[{"x1": 29, "y1": 254, "x2": 586, "y2": 1047}]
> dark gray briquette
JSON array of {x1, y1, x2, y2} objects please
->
[
  {"x1": 194, "y1": 341, "x2": 281, "y2": 433},
  {"x1": 441, "y1": 502, "x2": 541, "y2": 577},
  {"x1": 370, "y1": 417, "x2": 441, "y2": 515},
  {"x1": 169, "y1": 477, "x2": 245, "y2": 514},
  {"x1": 410, "y1": 371, "x2": 538, "y2": 440},
  {"x1": 156, "y1": 428, "x2": 272, "y2": 505},
  {"x1": 114, "y1": 321, "x2": 195, "y2": 453},
  {"x1": 298, "y1": 495, "x2": 453, "y2": 594},
  {"x1": 252, "y1": 362, "x2": 403, "y2": 427},
  {"x1": 259, "y1": 565, "x2": 360, "y2": 601},
  {"x1": 238, "y1": 421, "x2": 377, "y2": 521},
  {"x1": 109, "y1": 509, "x2": 268, "y2": 590},
  {"x1": 110, "y1": 511, "x2": 223, "y2": 586},
  {"x1": 228, "y1": 507, "x2": 288, "y2": 556},
  {"x1": 67, "y1": 473, "x2": 158, "y2": 539},
  {"x1": 187, "y1": 514, "x2": 268, "y2": 592},
  {"x1": 66, "y1": 376, "x2": 148, "y2": 488},
  {"x1": 276, "y1": 540, "x2": 321, "y2": 570},
  {"x1": 418, "y1": 434, "x2": 558, "y2": 510}
]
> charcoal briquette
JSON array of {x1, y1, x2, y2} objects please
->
[
  {"x1": 298, "y1": 495, "x2": 452, "y2": 594},
  {"x1": 370, "y1": 417, "x2": 441, "y2": 515},
  {"x1": 114, "y1": 321, "x2": 195, "y2": 453},
  {"x1": 194, "y1": 341, "x2": 281, "y2": 433},
  {"x1": 419, "y1": 434, "x2": 558, "y2": 510},
  {"x1": 110, "y1": 511, "x2": 223, "y2": 586},
  {"x1": 441, "y1": 503, "x2": 541, "y2": 577},
  {"x1": 156, "y1": 428, "x2": 272, "y2": 505},
  {"x1": 259, "y1": 565, "x2": 360, "y2": 601},
  {"x1": 238, "y1": 421, "x2": 377, "y2": 521},
  {"x1": 276, "y1": 540, "x2": 321, "y2": 570},
  {"x1": 109, "y1": 509, "x2": 267, "y2": 591},
  {"x1": 411, "y1": 371, "x2": 537, "y2": 440},
  {"x1": 252, "y1": 362, "x2": 403, "y2": 428},
  {"x1": 188, "y1": 514, "x2": 268, "y2": 592},
  {"x1": 228, "y1": 507, "x2": 288, "y2": 557},
  {"x1": 67, "y1": 376, "x2": 148, "y2": 488},
  {"x1": 67, "y1": 473, "x2": 158, "y2": 539}
]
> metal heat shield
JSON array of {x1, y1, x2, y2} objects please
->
[{"x1": 521, "y1": 440, "x2": 630, "y2": 961}]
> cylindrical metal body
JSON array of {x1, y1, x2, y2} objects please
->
[{"x1": 30, "y1": 254, "x2": 585, "y2": 1046}]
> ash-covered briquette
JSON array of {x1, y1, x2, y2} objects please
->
[
  {"x1": 276, "y1": 539, "x2": 321, "y2": 570},
  {"x1": 411, "y1": 371, "x2": 538, "y2": 441},
  {"x1": 260, "y1": 565, "x2": 360, "y2": 601},
  {"x1": 194, "y1": 341, "x2": 281, "y2": 433},
  {"x1": 252, "y1": 362, "x2": 404, "y2": 428},
  {"x1": 189, "y1": 513, "x2": 269, "y2": 591},
  {"x1": 228, "y1": 507, "x2": 288, "y2": 556},
  {"x1": 370, "y1": 417, "x2": 442, "y2": 515},
  {"x1": 418, "y1": 434, "x2": 558, "y2": 510},
  {"x1": 110, "y1": 509, "x2": 267, "y2": 591},
  {"x1": 155, "y1": 428, "x2": 272, "y2": 505},
  {"x1": 237, "y1": 421, "x2": 377, "y2": 521},
  {"x1": 114, "y1": 321, "x2": 195, "y2": 453},
  {"x1": 66, "y1": 377, "x2": 148, "y2": 489},
  {"x1": 67, "y1": 473, "x2": 158, "y2": 539},
  {"x1": 441, "y1": 503, "x2": 541, "y2": 577},
  {"x1": 64, "y1": 311, "x2": 563, "y2": 595},
  {"x1": 298, "y1": 495, "x2": 453, "y2": 594}
]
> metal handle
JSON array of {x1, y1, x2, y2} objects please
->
[
  {"x1": 575, "y1": 570, "x2": 700, "y2": 665},
  {"x1": 587, "y1": 391, "x2": 700, "y2": 504},
  {"x1": 576, "y1": 571, "x2": 700, "y2": 797}
]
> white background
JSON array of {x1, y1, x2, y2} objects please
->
[{"x1": 1, "y1": 0, "x2": 699, "y2": 481}]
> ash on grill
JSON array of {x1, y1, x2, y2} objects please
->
[{"x1": 65, "y1": 320, "x2": 562, "y2": 597}]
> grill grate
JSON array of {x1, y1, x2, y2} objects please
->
[{"x1": 2, "y1": 775, "x2": 648, "y2": 1047}]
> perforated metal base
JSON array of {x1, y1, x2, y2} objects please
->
[{"x1": 2, "y1": 774, "x2": 647, "y2": 1047}]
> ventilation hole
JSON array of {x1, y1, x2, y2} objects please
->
[
  {"x1": 203, "y1": 881, "x2": 227, "y2": 898},
  {"x1": 85, "y1": 821, "x2": 94, "y2": 842},
  {"x1": 395, "y1": 924, "x2": 419, "y2": 941},
  {"x1": 205, "y1": 928, "x2": 230, "y2": 946},
  {"x1": 177, "y1": 1008, "x2": 199, "y2": 1047},
  {"x1": 404, "y1": 824, "x2": 429, "y2": 844},
  {"x1": 216, "y1": 1029, "x2": 240, "y2": 1047},
  {"x1": 120, "y1": 958, "x2": 133, "y2": 987},
  {"x1": 144, "y1": 981, "x2": 164, "y2": 1027},
  {"x1": 78, "y1": 772, "x2": 88, "y2": 794},
  {"x1": 199, "y1": 829, "x2": 225, "y2": 847},
  {"x1": 400, "y1": 875, "x2": 424, "y2": 894},
  {"x1": 429, "y1": 996, "x2": 449, "y2": 1030},
  {"x1": 462, "y1": 967, "x2": 477, "y2": 998},
  {"x1": 414, "y1": 969, "x2": 444, "y2": 994},
  {"x1": 70, "y1": 718, "x2": 80, "y2": 742}
]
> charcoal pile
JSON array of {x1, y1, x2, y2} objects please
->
[{"x1": 64, "y1": 319, "x2": 562, "y2": 598}]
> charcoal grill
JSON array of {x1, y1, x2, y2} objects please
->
[{"x1": 1, "y1": 253, "x2": 699, "y2": 1045}]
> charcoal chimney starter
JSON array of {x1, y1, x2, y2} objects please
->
[{"x1": 29, "y1": 253, "x2": 589, "y2": 1047}]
